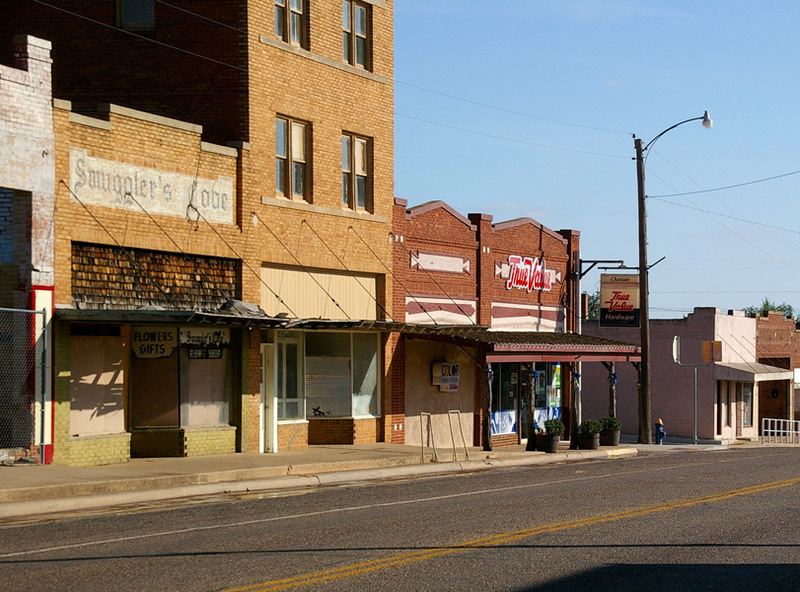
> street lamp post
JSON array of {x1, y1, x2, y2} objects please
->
[{"x1": 634, "y1": 111, "x2": 712, "y2": 444}]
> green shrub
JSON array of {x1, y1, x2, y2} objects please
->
[
  {"x1": 602, "y1": 416, "x2": 622, "y2": 432},
  {"x1": 579, "y1": 419, "x2": 603, "y2": 434},
  {"x1": 544, "y1": 419, "x2": 565, "y2": 435}
]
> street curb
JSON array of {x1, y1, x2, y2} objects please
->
[{"x1": 0, "y1": 447, "x2": 638, "y2": 520}]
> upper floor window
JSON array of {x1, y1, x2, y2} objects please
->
[
  {"x1": 276, "y1": 117, "x2": 310, "y2": 201},
  {"x1": 276, "y1": 0, "x2": 307, "y2": 48},
  {"x1": 117, "y1": 0, "x2": 155, "y2": 31},
  {"x1": 342, "y1": 133, "x2": 371, "y2": 211},
  {"x1": 342, "y1": 1, "x2": 370, "y2": 69}
]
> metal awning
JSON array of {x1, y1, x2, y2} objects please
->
[
  {"x1": 386, "y1": 324, "x2": 640, "y2": 363},
  {"x1": 714, "y1": 362, "x2": 793, "y2": 382},
  {"x1": 54, "y1": 307, "x2": 639, "y2": 363}
]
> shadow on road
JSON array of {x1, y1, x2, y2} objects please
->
[{"x1": 517, "y1": 563, "x2": 799, "y2": 592}]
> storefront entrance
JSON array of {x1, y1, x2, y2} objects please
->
[{"x1": 491, "y1": 362, "x2": 562, "y2": 442}]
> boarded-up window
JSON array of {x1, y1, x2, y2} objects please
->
[
  {"x1": 180, "y1": 349, "x2": 231, "y2": 426},
  {"x1": 70, "y1": 335, "x2": 125, "y2": 436},
  {"x1": 129, "y1": 325, "x2": 231, "y2": 428}
]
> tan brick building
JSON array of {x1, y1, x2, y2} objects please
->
[{"x1": 3, "y1": 1, "x2": 396, "y2": 464}]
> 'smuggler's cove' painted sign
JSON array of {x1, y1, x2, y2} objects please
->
[{"x1": 70, "y1": 147, "x2": 234, "y2": 224}]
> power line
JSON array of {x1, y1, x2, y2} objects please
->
[
  {"x1": 29, "y1": 0, "x2": 246, "y2": 72},
  {"x1": 252, "y1": 213, "x2": 351, "y2": 320},
  {"x1": 648, "y1": 168, "x2": 800, "y2": 199},
  {"x1": 300, "y1": 219, "x2": 393, "y2": 322},
  {"x1": 185, "y1": 204, "x2": 298, "y2": 318},
  {"x1": 649, "y1": 197, "x2": 800, "y2": 236},
  {"x1": 397, "y1": 81, "x2": 631, "y2": 135},
  {"x1": 59, "y1": 179, "x2": 179, "y2": 307},
  {"x1": 397, "y1": 113, "x2": 629, "y2": 159}
]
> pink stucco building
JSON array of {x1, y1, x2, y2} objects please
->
[{"x1": 582, "y1": 308, "x2": 793, "y2": 442}]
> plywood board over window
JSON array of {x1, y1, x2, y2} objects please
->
[{"x1": 70, "y1": 335, "x2": 125, "y2": 436}]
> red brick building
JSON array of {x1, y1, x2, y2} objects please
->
[
  {"x1": 755, "y1": 311, "x2": 800, "y2": 420},
  {"x1": 391, "y1": 199, "x2": 640, "y2": 449}
]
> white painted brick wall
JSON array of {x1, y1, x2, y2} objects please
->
[{"x1": 0, "y1": 35, "x2": 55, "y2": 289}]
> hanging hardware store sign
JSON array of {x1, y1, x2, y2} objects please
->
[
  {"x1": 432, "y1": 362, "x2": 460, "y2": 392},
  {"x1": 600, "y1": 274, "x2": 640, "y2": 327},
  {"x1": 70, "y1": 147, "x2": 234, "y2": 224}
]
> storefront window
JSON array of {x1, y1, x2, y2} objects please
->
[
  {"x1": 742, "y1": 383, "x2": 753, "y2": 427},
  {"x1": 277, "y1": 332, "x2": 303, "y2": 420},
  {"x1": 491, "y1": 364, "x2": 517, "y2": 435},
  {"x1": 70, "y1": 330, "x2": 125, "y2": 436},
  {"x1": 352, "y1": 333, "x2": 379, "y2": 416},
  {"x1": 491, "y1": 362, "x2": 563, "y2": 436},
  {"x1": 305, "y1": 331, "x2": 380, "y2": 418}
]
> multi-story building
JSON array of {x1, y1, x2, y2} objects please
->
[{"x1": 3, "y1": 0, "x2": 395, "y2": 464}]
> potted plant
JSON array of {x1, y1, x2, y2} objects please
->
[
  {"x1": 600, "y1": 416, "x2": 622, "y2": 446},
  {"x1": 577, "y1": 419, "x2": 602, "y2": 450},
  {"x1": 538, "y1": 419, "x2": 565, "y2": 453}
]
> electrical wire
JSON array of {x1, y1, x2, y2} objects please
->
[
  {"x1": 397, "y1": 81, "x2": 631, "y2": 135},
  {"x1": 346, "y1": 227, "x2": 440, "y2": 326},
  {"x1": 397, "y1": 114, "x2": 629, "y2": 159},
  {"x1": 389, "y1": 232, "x2": 477, "y2": 325},
  {"x1": 124, "y1": 191, "x2": 232, "y2": 302},
  {"x1": 29, "y1": 0, "x2": 246, "y2": 72},
  {"x1": 648, "y1": 169, "x2": 800, "y2": 199},
  {"x1": 251, "y1": 212, "x2": 351, "y2": 320},
  {"x1": 300, "y1": 219, "x2": 393, "y2": 322},
  {"x1": 186, "y1": 204, "x2": 298, "y2": 318}
]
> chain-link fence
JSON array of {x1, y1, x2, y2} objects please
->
[{"x1": 0, "y1": 307, "x2": 46, "y2": 464}]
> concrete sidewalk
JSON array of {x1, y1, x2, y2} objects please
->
[{"x1": 0, "y1": 439, "x2": 727, "y2": 520}]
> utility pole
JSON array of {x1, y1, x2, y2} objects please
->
[
  {"x1": 633, "y1": 111, "x2": 712, "y2": 445},
  {"x1": 635, "y1": 137, "x2": 652, "y2": 445}
]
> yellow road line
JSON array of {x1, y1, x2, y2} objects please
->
[{"x1": 223, "y1": 476, "x2": 800, "y2": 592}]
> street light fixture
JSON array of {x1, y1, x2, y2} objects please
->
[{"x1": 634, "y1": 111, "x2": 712, "y2": 444}]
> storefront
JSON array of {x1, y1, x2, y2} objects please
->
[
  {"x1": 491, "y1": 361, "x2": 562, "y2": 440},
  {"x1": 260, "y1": 321, "x2": 385, "y2": 452},
  {"x1": 56, "y1": 305, "x2": 269, "y2": 464}
]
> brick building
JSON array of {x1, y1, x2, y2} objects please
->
[
  {"x1": 0, "y1": 35, "x2": 54, "y2": 463},
  {"x1": 391, "y1": 199, "x2": 640, "y2": 449},
  {"x1": 4, "y1": 0, "x2": 396, "y2": 464},
  {"x1": 755, "y1": 311, "x2": 800, "y2": 419}
]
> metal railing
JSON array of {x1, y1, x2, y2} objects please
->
[
  {"x1": 0, "y1": 307, "x2": 47, "y2": 464},
  {"x1": 761, "y1": 418, "x2": 800, "y2": 445},
  {"x1": 447, "y1": 410, "x2": 470, "y2": 461},
  {"x1": 420, "y1": 410, "x2": 471, "y2": 463}
]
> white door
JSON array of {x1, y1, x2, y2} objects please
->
[{"x1": 261, "y1": 344, "x2": 276, "y2": 453}]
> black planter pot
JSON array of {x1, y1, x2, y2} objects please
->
[
  {"x1": 536, "y1": 433, "x2": 561, "y2": 453},
  {"x1": 577, "y1": 432, "x2": 600, "y2": 450},
  {"x1": 600, "y1": 429, "x2": 621, "y2": 446}
]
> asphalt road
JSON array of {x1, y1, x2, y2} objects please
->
[{"x1": 2, "y1": 447, "x2": 800, "y2": 591}]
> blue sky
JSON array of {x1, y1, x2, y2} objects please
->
[{"x1": 393, "y1": 1, "x2": 800, "y2": 318}]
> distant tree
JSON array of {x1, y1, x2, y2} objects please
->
[
  {"x1": 585, "y1": 290, "x2": 600, "y2": 320},
  {"x1": 743, "y1": 297, "x2": 795, "y2": 320}
]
